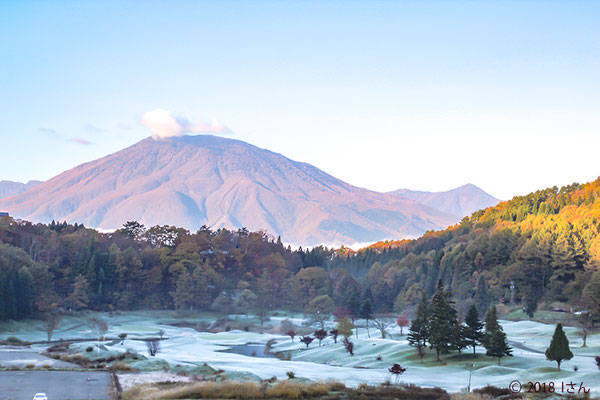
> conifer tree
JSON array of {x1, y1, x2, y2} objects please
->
[
  {"x1": 545, "y1": 323, "x2": 573, "y2": 370},
  {"x1": 428, "y1": 280, "x2": 457, "y2": 361},
  {"x1": 464, "y1": 304, "x2": 484, "y2": 356},
  {"x1": 482, "y1": 306, "x2": 512, "y2": 365},
  {"x1": 407, "y1": 293, "x2": 430, "y2": 358},
  {"x1": 360, "y1": 298, "x2": 373, "y2": 338},
  {"x1": 452, "y1": 318, "x2": 469, "y2": 355}
]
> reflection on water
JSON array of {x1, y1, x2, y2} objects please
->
[{"x1": 223, "y1": 343, "x2": 292, "y2": 360}]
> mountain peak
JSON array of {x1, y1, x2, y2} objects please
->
[
  {"x1": 0, "y1": 136, "x2": 457, "y2": 246},
  {"x1": 388, "y1": 184, "x2": 500, "y2": 218}
]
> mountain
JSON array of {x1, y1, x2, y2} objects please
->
[
  {"x1": 0, "y1": 180, "x2": 42, "y2": 200},
  {"x1": 0, "y1": 135, "x2": 458, "y2": 246},
  {"x1": 329, "y1": 178, "x2": 600, "y2": 313},
  {"x1": 388, "y1": 184, "x2": 500, "y2": 219}
]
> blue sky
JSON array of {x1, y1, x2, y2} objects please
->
[{"x1": 1, "y1": 0, "x2": 599, "y2": 199}]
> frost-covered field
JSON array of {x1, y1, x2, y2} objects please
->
[{"x1": 1, "y1": 312, "x2": 599, "y2": 395}]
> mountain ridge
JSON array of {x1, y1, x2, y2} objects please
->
[
  {"x1": 0, "y1": 135, "x2": 458, "y2": 246},
  {"x1": 388, "y1": 183, "x2": 500, "y2": 218}
]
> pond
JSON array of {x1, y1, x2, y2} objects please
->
[{"x1": 222, "y1": 343, "x2": 292, "y2": 360}]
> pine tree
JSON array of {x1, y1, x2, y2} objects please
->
[
  {"x1": 407, "y1": 293, "x2": 430, "y2": 358},
  {"x1": 545, "y1": 323, "x2": 573, "y2": 370},
  {"x1": 464, "y1": 304, "x2": 484, "y2": 357},
  {"x1": 428, "y1": 280, "x2": 457, "y2": 361},
  {"x1": 482, "y1": 306, "x2": 512, "y2": 365},
  {"x1": 452, "y1": 318, "x2": 469, "y2": 355},
  {"x1": 360, "y1": 299, "x2": 373, "y2": 338}
]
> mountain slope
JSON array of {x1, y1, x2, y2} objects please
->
[
  {"x1": 329, "y1": 178, "x2": 600, "y2": 313},
  {"x1": 388, "y1": 184, "x2": 500, "y2": 218},
  {"x1": 0, "y1": 135, "x2": 457, "y2": 246},
  {"x1": 0, "y1": 180, "x2": 42, "y2": 200}
]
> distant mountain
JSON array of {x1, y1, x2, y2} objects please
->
[
  {"x1": 388, "y1": 184, "x2": 500, "y2": 219},
  {"x1": 0, "y1": 135, "x2": 458, "y2": 246},
  {"x1": 0, "y1": 180, "x2": 42, "y2": 200}
]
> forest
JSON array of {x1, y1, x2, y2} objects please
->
[{"x1": 1, "y1": 178, "x2": 600, "y2": 330}]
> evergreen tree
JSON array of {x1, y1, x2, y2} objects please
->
[
  {"x1": 464, "y1": 304, "x2": 484, "y2": 356},
  {"x1": 452, "y1": 318, "x2": 469, "y2": 355},
  {"x1": 346, "y1": 288, "x2": 361, "y2": 324},
  {"x1": 428, "y1": 280, "x2": 457, "y2": 361},
  {"x1": 482, "y1": 306, "x2": 512, "y2": 365},
  {"x1": 545, "y1": 323, "x2": 573, "y2": 370},
  {"x1": 407, "y1": 293, "x2": 430, "y2": 357},
  {"x1": 360, "y1": 298, "x2": 373, "y2": 338}
]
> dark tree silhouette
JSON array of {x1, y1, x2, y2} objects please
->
[
  {"x1": 330, "y1": 329, "x2": 339, "y2": 343},
  {"x1": 343, "y1": 337, "x2": 354, "y2": 355},
  {"x1": 545, "y1": 323, "x2": 573, "y2": 370},
  {"x1": 314, "y1": 329, "x2": 327, "y2": 346},
  {"x1": 118, "y1": 333, "x2": 127, "y2": 345},
  {"x1": 300, "y1": 336, "x2": 314, "y2": 348},
  {"x1": 286, "y1": 330, "x2": 296, "y2": 342},
  {"x1": 388, "y1": 363, "x2": 407, "y2": 384}
]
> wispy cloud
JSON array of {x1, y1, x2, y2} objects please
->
[
  {"x1": 140, "y1": 109, "x2": 232, "y2": 139},
  {"x1": 39, "y1": 127, "x2": 57, "y2": 134},
  {"x1": 69, "y1": 138, "x2": 93, "y2": 145}
]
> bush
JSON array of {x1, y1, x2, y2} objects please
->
[
  {"x1": 286, "y1": 371, "x2": 295, "y2": 379},
  {"x1": 473, "y1": 386, "x2": 511, "y2": 398},
  {"x1": 47, "y1": 342, "x2": 71, "y2": 353},
  {"x1": 1, "y1": 337, "x2": 30, "y2": 346},
  {"x1": 108, "y1": 362, "x2": 135, "y2": 372},
  {"x1": 25, "y1": 363, "x2": 35, "y2": 368},
  {"x1": 86, "y1": 346, "x2": 93, "y2": 352}
]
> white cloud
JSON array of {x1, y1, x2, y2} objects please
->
[{"x1": 140, "y1": 109, "x2": 232, "y2": 139}]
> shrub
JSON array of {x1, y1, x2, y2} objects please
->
[
  {"x1": 473, "y1": 385, "x2": 511, "y2": 398},
  {"x1": 47, "y1": 342, "x2": 71, "y2": 353},
  {"x1": 108, "y1": 362, "x2": 134, "y2": 372},
  {"x1": 1, "y1": 337, "x2": 30, "y2": 346},
  {"x1": 86, "y1": 346, "x2": 93, "y2": 352},
  {"x1": 25, "y1": 363, "x2": 35, "y2": 368},
  {"x1": 286, "y1": 371, "x2": 295, "y2": 379}
]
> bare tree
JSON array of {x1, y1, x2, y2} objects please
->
[
  {"x1": 158, "y1": 329, "x2": 166, "y2": 339},
  {"x1": 45, "y1": 313, "x2": 60, "y2": 342},
  {"x1": 147, "y1": 339, "x2": 160, "y2": 356},
  {"x1": 372, "y1": 315, "x2": 393, "y2": 339},
  {"x1": 89, "y1": 317, "x2": 108, "y2": 355}
]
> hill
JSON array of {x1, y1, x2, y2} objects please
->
[
  {"x1": 0, "y1": 180, "x2": 42, "y2": 199},
  {"x1": 0, "y1": 135, "x2": 456, "y2": 246},
  {"x1": 326, "y1": 178, "x2": 600, "y2": 316},
  {"x1": 388, "y1": 184, "x2": 500, "y2": 218}
]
